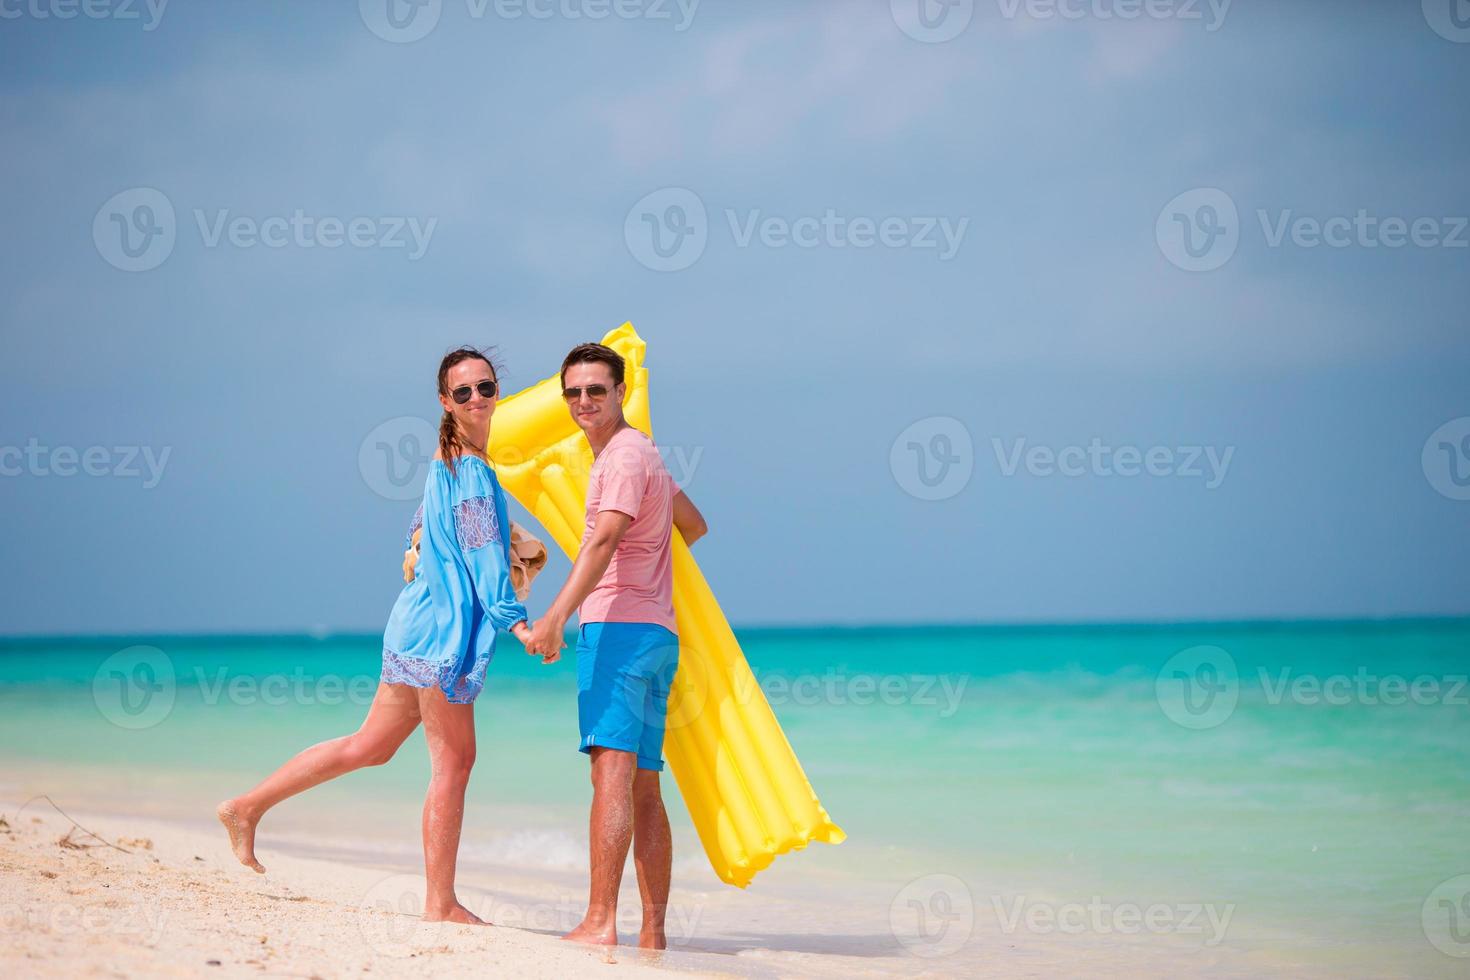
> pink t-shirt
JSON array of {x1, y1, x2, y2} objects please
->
[{"x1": 577, "y1": 426, "x2": 678, "y2": 634}]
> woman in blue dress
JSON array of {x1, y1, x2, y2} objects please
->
[{"x1": 216, "y1": 346, "x2": 533, "y2": 926}]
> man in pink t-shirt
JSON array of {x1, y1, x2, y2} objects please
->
[{"x1": 526, "y1": 342, "x2": 707, "y2": 951}]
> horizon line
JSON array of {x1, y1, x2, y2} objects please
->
[{"x1": 2, "y1": 613, "x2": 1467, "y2": 646}]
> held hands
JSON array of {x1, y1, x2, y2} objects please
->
[
  {"x1": 522, "y1": 615, "x2": 567, "y2": 665},
  {"x1": 511, "y1": 620, "x2": 562, "y2": 665},
  {"x1": 512, "y1": 620, "x2": 559, "y2": 665},
  {"x1": 510, "y1": 620, "x2": 533, "y2": 648}
]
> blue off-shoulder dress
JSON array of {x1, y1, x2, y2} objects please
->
[{"x1": 381, "y1": 455, "x2": 528, "y2": 704}]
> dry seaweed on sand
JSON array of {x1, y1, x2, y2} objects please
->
[{"x1": 12, "y1": 795, "x2": 132, "y2": 854}]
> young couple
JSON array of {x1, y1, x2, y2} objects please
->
[{"x1": 216, "y1": 341, "x2": 707, "y2": 949}]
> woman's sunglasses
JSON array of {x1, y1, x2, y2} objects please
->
[
  {"x1": 450, "y1": 380, "x2": 498, "y2": 404},
  {"x1": 562, "y1": 384, "x2": 611, "y2": 402}
]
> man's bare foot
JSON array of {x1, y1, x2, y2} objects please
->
[
  {"x1": 215, "y1": 800, "x2": 265, "y2": 873},
  {"x1": 423, "y1": 902, "x2": 491, "y2": 926},
  {"x1": 563, "y1": 918, "x2": 618, "y2": 945},
  {"x1": 638, "y1": 927, "x2": 666, "y2": 950}
]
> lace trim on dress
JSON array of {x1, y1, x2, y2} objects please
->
[
  {"x1": 380, "y1": 647, "x2": 487, "y2": 704},
  {"x1": 449, "y1": 652, "x2": 488, "y2": 702},
  {"x1": 405, "y1": 503, "x2": 424, "y2": 552},
  {"x1": 380, "y1": 647, "x2": 449, "y2": 690},
  {"x1": 454, "y1": 495, "x2": 501, "y2": 551}
]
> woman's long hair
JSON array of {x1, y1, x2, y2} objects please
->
[{"x1": 436, "y1": 346, "x2": 499, "y2": 478}]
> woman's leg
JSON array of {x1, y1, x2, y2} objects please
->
[
  {"x1": 416, "y1": 686, "x2": 484, "y2": 924},
  {"x1": 217, "y1": 682, "x2": 422, "y2": 872}
]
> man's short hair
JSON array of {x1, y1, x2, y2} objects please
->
[{"x1": 560, "y1": 342, "x2": 626, "y2": 388}]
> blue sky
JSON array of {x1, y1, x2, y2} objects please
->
[{"x1": 1, "y1": 1, "x2": 1467, "y2": 635}]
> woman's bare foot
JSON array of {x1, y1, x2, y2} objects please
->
[
  {"x1": 215, "y1": 800, "x2": 265, "y2": 873},
  {"x1": 563, "y1": 918, "x2": 618, "y2": 945},
  {"x1": 638, "y1": 927, "x2": 666, "y2": 950},
  {"x1": 423, "y1": 902, "x2": 491, "y2": 926}
]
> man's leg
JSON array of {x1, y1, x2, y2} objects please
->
[
  {"x1": 564, "y1": 746, "x2": 637, "y2": 945},
  {"x1": 631, "y1": 769, "x2": 671, "y2": 949},
  {"x1": 632, "y1": 635, "x2": 678, "y2": 949}
]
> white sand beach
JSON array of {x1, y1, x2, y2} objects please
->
[{"x1": 0, "y1": 790, "x2": 1350, "y2": 980}]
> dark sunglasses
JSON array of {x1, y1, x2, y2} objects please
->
[
  {"x1": 562, "y1": 384, "x2": 612, "y2": 402},
  {"x1": 450, "y1": 380, "x2": 498, "y2": 404}
]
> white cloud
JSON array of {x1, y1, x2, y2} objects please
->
[{"x1": 595, "y1": 5, "x2": 983, "y2": 166}]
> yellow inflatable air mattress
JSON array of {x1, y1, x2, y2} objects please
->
[{"x1": 487, "y1": 322, "x2": 845, "y2": 887}]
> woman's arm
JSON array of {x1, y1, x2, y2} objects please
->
[{"x1": 454, "y1": 484, "x2": 531, "y2": 640}]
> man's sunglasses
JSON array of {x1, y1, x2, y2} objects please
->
[
  {"x1": 562, "y1": 384, "x2": 612, "y2": 402},
  {"x1": 450, "y1": 380, "x2": 498, "y2": 404}
]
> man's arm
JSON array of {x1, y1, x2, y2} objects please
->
[
  {"x1": 525, "y1": 510, "x2": 633, "y2": 663},
  {"x1": 672, "y1": 490, "x2": 707, "y2": 546}
]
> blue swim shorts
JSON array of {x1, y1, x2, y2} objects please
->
[{"x1": 576, "y1": 621, "x2": 680, "y2": 772}]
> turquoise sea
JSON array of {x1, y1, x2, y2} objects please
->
[{"x1": 2, "y1": 620, "x2": 1468, "y2": 976}]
